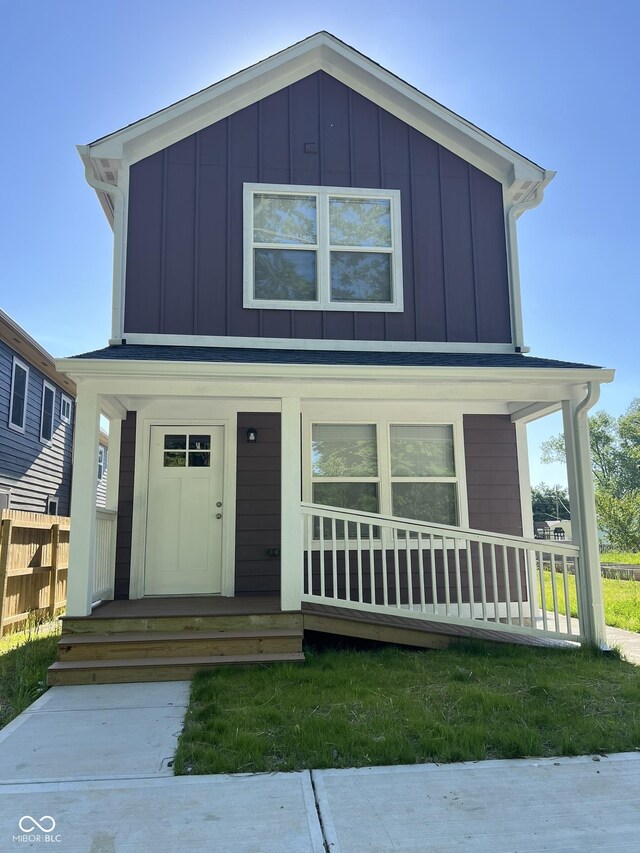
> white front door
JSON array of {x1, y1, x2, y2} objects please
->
[{"x1": 144, "y1": 426, "x2": 224, "y2": 595}]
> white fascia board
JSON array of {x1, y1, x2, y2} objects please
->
[{"x1": 83, "y1": 32, "x2": 549, "y2": 196}]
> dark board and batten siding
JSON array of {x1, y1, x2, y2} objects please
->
[
  {"x1": 0, "y1": 339, "x2": 73, "y2": 515},
  {"x1": 235, "y1": 413, "x2": 281, "y2": 596},
  {"x1": 125, "y1": 71, "x2": 511, "y2": 345},
  {"x1": 114, "y1": 412, "x2": 136, "y2": 599},
  {"x1": 463, "y1": 414, "x2": 523, "y2": 536}
]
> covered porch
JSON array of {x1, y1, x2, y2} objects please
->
[{"x1": 56, "y1": 349, "x2": 613, "y2": 682}]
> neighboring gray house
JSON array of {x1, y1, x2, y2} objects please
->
[
  {"x1": 0, "y1": 309, "x2": 75, "y2": 515},
  {"x1": 96, "y1": 430, "x2": 109, "y2": 507}
]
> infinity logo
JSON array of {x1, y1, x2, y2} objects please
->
[{"x1": 18, "y1": 816, "x2": 56, "y2": 833}]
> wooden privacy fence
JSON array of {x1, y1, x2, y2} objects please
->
[{"x1": 0, "y1": 510, "x2": 70, "y2": 634}]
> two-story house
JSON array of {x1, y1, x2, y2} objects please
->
[
  {"x1": 0, "y1": 308, "x2": 75, "y2": 515},
  {"x1": 51, "y1": 33, "x2": 613, "y2": 684}
]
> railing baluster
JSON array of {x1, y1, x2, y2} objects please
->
[
  {"x1": 343, "y1": 518, "x2": 350, "y2": 602},
  {"x1": 369, "y1": 526, "x2": 376, "y2": 605},
  {"x1": 406, "y1": 528, "x2": 414, "y2": 611},
  {"x1": 454, "y1": 537, "x2": 463, "y2": 617},
  {"x1": 490, "y1": 543, "x2": 499, "y2": 622},
  {"x1": 550, "y1": 549, "x2": 560, "y2": 633},
  {"x1": 537, "y1": 549, "x2": 548, "y2": 633},
  {"x1": 356, "y1": 523, "x2": 363, "y2": 604},
  {"x1": 429, "y1": 534, "x2": 438, "y2": 613},
  {"x1": 331, "y1": 518, "x2": 338, "y2": 600},
  {"x1": 514, "y1": 546, "x2": 524, "y2": 626},
  {"x1": 319, "y1": 514, "x2": 326, "y2": 600},
  {"x1": 306, "y1": 514, "x2": 312, "y2": 596},
  {"x1": 478, "y1": 540, "x2": 487, "y2": 622},
  {"x1": 381, "y1": 537, "x2": 389, "y2": 607},
  {"x1": 502, "y1": 545, "x2": 512, "y2": 626},
  {"x1": 443, "y1": 536, "x2": 451, "y2": 616},
  {"x1": 465, "y1": 538, "x2": 475, "y2": 620},
  {"x1": 393, "y1": 526, "x2": 401, "y2": 607},
  {"x1": 561, "y1": 553, "x2": 572, "y2": 637},
  {"x1": 417, "y1": 532, "x2": 426, "y2": 613}
]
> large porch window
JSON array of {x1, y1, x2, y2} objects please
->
[{"x1": 310, "y1": 421, "x2": 461, "y2": 532}]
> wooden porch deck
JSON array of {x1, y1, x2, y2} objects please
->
[{"x1": 85, "y1": 594, "x2": 284, "y2": 619}]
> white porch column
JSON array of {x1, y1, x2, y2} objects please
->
[
  {"x1": 280, "y1": 397, "x2": 303, "y2": 612},
  {"x1": 66, "y1": 390, "x2": 101, "y2": 616},
  {"x1": 562, "y1": 386, "x2": 606, "y2": 647}
]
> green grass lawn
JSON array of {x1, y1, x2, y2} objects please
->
[
  {"x1": 542, "y1": 571, "x2": 640, "y2": 633},
  {"x1": 0, "y1": 619, "x2": 60, "y2": 729},
  {"x1": 174, "y1": 640, "x2": 640, "y2": 776},
  {"x1": 600, "y1": 552, "x2": 640, "y2": 565}
]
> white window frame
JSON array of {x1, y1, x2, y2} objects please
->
[
  {"x1": 40, "y1": 381, "x2": 56, "y2": 443},
  {"x1": 306, "y1": 416, "x2": 467, "y2": 543},
  {"x1": 97, "y1": 445, "x2": 106, "y2": 481},
  {"x1": 8, "y1": 358, "x2": 29, "y2": 434},
  {"x1": 243, "y1": 182, "x2": 404, "y2": 312},
  {"x1": 60, "y1": 394, "x2": 73, "y2": 424},
  {"x1": 0, "y1": 487, "x2": 11, "y2": 511},
  {"x1": 47, "y1": 497, "x2": 59, "y2": 515}
]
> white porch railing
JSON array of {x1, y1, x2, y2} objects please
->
[
  {"x1": 301, "y1": 503, "x2": 584, "y2": 644},
  {"x1": 94, "y1": 509, "x2": 117, "y2": 601}
]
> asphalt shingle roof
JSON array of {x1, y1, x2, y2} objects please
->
[{"x1": 69, "y1": 345, "x2": 602, "y2": 370}]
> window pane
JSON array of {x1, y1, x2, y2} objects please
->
[
  {"x1": 189, "y1": 452, "x2": 210, "y2": 467},
  {"x1": 189, "y1": 435, "x2": 210, "y2": 450},
  {"x1": 330, "y1": 252, "x2": 391, "y2": 303},
  {"x1": 165, "y1": 434, "x2": 186, "y2": 450},
  {"x1": 392, "y1": 483, "x2": 458, "y2": 526},
  {"x1": 313, "y1": 483, "x2": 379, "y2": 538},
  {"x1": 42, "y1": 386, "x2": 54, "y2": 441},
  {"x1": 253, "y1": 194, "x2": 316, "y2": 245},
  {"x1": 390, "y1": 426, "x2": 455, "y2": 477},
  {"x1": 10, "y1": 365, "x2": 27, "y2": 428},
  {"x1": 312, "y1": 425, "x2": 377, "y2": 477},
  {"x1": 329, "y1": 198, "x2": 391, "y2": 247},
  {"x1": 164, "y1": 452, "x2": 186, "y2": 467},
  {"x1": 254, "y1": 249, "x2": 317, "y2": 301}
]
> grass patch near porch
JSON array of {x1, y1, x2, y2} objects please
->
[
  {"x1": 542, "y1": 571, "x2": 640, "y2": 634},
  {"x1": 0, "y1": 618, "x2": 61, "y2": 729},
  {"x1": 173, "y1": 640, "x2": 640, "y2": 775}
]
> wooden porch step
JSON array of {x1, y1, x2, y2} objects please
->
[
  {"x1": 47, "y1": 651, "x2": 305, "y2": 685},
  {"x1": 61, "y1": 611, "x2": 303, "y2": 636},
  {"x1": 57, "y1": 628, "x2": 303, "y2": 661}
]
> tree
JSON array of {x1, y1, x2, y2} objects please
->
[
  {"x1": 540, "y1": 398, "x2": 640, "y2": 550},
  {"x1": 531, "y1": 483, "x2": 570, "y2": 522}
]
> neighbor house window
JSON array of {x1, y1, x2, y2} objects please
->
[
  {"x1": 60, "y1": 394, "x2": 73, "y2": 424},
  {"x1": 47, "y1": 497, "x2": 59, "y2": 515},
  {"x1": 97, "y1": 446, "x2": 106, "y2": 481},
  {"x1": 40, "y1": 381, "x2": 55, "y2": 443},
  {"x1": 309, "y1": 420, "x2": 462, "y2": 536},
  {"x1": 9, "y1": 358, "x2": 29, "y2": 433},
  {"x1": 244, "y1": 183, "x2": 403, "y2": 312}
]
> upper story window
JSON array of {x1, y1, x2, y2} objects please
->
[
  {"x1": 60, "y1": 394, "x2": 73, "y2": 424},
  {"x1": 40, "y1": 381, "x2": 55, "y2": 443},
  {"x1": 244, "y1": 183, "x2": 403, "y2": 312},
  {"x1": 9, "y1": 358, "x2": 29, "y2": 433}
]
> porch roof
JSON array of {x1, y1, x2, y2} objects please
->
[{"x1": 69, "y1": 344, "x2": 603, "y2": 371}]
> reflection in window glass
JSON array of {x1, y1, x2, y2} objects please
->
[
  {"x1": 189, "y1": 435, "x2": 210, "y2": 450},
  {"x1": 329, "y1": 198, "x2": 391, "y2": 247},
  {"x1": 313, "y1": 483, "x2": 379, "y2": 538},
  {"x1": 189, "y1": 452, "x2": 210, "y2": 467},
  {"x1": 254, "y1": 249, "x2": 317, "y2": 301},
  {"x1": 253, "y1": 194, "x2": 317, "y2": 245},
  {"x1": 312, "y1": 425, "x2": 377, "y2": 477},
  {"x1": 164, "y1": 452, "x2": 186, "y2": 467},
  {"x1": 164, "y1": 434, "x2": 186, "y2": 450},
  {"x1": 390, "y1": 426, "x2": 455, "y2": 477},
  {"x1": 392, "y1": 482, "x2": 458, "y2": 526},
  {"x1": 330, "y1": 252, "x2": 391, "y2": 303}
]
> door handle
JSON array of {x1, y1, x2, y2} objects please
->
[{"x1": 216, "y1": 513, "x2": 223, "y2": 519}]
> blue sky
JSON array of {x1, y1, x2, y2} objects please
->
[{"x1": 1, "y1": 0, "x2": 637, "y2": 487}]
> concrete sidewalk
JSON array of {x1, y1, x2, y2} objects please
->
[{"x1": 1, "y1": 682, "x2": 639, "y2": 851}]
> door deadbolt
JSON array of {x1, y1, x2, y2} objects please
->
[{"x1": 216, "y1": 501, "x2": 222, "y2": 507}]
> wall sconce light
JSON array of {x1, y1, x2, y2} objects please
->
[{"x1": 246, "y1": 427, "x2": 258, "y2": 443}]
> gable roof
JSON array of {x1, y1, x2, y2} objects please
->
[
  {"x1": 79, "y1": 31, "x2": 554, "y2": 226},
  {"x1": 0, "y1": 308, "x2": 76, "y2": 395}
]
